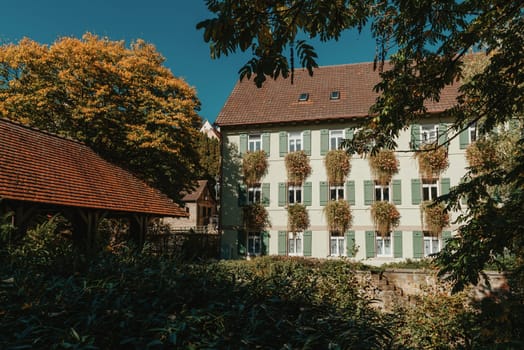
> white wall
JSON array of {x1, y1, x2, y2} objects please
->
[{"x1": 220, "y1": 117, "x2": 469, "y2": 261}]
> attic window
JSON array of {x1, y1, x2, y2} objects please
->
[
  {"x1": 298, "y1": 93, "x2": 309, "y2": 102},
  {"x1": 330, "y1": 91, "x2": 340, "y2": 100}
]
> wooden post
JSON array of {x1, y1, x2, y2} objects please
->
[
  {"x1": 130, "y1": 214, "x2": 150, "y2": 248},
  {"x1": 65, "y1": 208, "x2": 107, "y2": 252}
]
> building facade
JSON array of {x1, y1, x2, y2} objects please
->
[
  {"x1": 216, "y1": 62, "x2": 471, "y2": 262},
  {"x1": 164, "y1": 180, "x2": 217, "y2": 232}
]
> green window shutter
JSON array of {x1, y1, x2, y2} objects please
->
[
  {"x1": 278, "y1": 231, "x2": 287, "y2": 255},
  {"x1": 438, "y1": 123, "x2": 448, "y2": 146},
  {"x1": 279, "y1": 131, "x2": 288, "y2": 157},
  {"x1": 238, "y1": 183, "x2": 247, "y2": 207},
  {"x1": 261, "y1": 231, "x2": 270, "y2": 255},
  {"x1": 303, "y1": 182, "x2": 312, "y2": 206},
  {"x1": 440, "y1": 178, "x2": 451, "y2": 196},
  {"x1": 239, "y1": 133, "x2": 248, "y2": 155},
  {"x1": 413, "y1": 231, "x2": 424, "y2": 258},
  {"x1": 345, "y1": 230, "x2": 355, "y2": 257},
  {"x1": 393, "y1": 231, "x2": 403, "y2": 258},
  {"x1": 320, "y1": 129, "x2": 329, "y2": 156},
  {"x1": 303, "y1": 130, "x2": 311, "y2": 156},
  {"x1": 346, "y1": 180, "x2": 356, "y2": 205},
  {"x1": 262, "y1": 183, "x2": 270, "y2": 207},
  {"x1": 459, "y1": 129, "x2": 469, "y2": 149},
  {"x1": 262, "y1": 133, "x2": 271, "y2": 155},
  {"x1": 442, "y1": 231, "x2": 452, "y2": 248},
  {"x1": 344, "y1": 128, "x2": 354, "y2": 141},
  {"x1": 278, "y1": 182, "x2": 287, "y2": 207},
  {"x1": 237, "y1": 230, "x2": 247, "y2": 256},
  {"x1": 319, "y1": 181, "x2": 328, "y2": 206},
  {"x1": 410, "y1": 124, "x2": 420, "y2": 150},
  {"x1": 364, "y1": 180, "x2": 374, "y2": 205},
  {"x1": 303, "y1": 230, "x2": 312, "y2": 256},
  {"x1": 411, "y1": 179, "x2": 421, "y2": 205},
  {"x1": 392, "y1": 179, "x2": 402, "y2": 205},
  {"x1": 365, "y1": 231, "x2": 376, "y2": 258}
]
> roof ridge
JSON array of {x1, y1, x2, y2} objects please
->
[
  {"x1": 0, "y1": 117, "x2": 86, "y2": 146},
  {"x1": 290, "y1": 60, "x2": 385, "y2": 71}
]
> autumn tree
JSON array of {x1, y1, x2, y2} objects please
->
[
  {"x1": 0, "y1": 33, "x2": 202, "y2": 202},
  {"x1": 198, "y1": 1, "x2": 524, "y2": 290},
  {"x1": 195, "y1": 132, "x2": 220, "y2": 181}
]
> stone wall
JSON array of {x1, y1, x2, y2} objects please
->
[{"x1": 356, "y1": 269, "x2": 508, "y2": 311}]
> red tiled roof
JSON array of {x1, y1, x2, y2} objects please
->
[
  {"x1": 216, "y1": 62, "x2": 460, "y2": 127},
  {"x1": 0, "y1": 118, "x2": 187, "y2": 217},
  {"x1": 182, "y1": 180, "x2": 208, "y2": 202}
]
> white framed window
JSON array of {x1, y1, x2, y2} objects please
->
[
  {"x1": 247, "y1": 232, "x2": 262, "y2": 255},
  {"x1": 248, "y1": 134, "x2": 261, "y2": 151},
  {"x1": 330, "y1": 184, "x2": 345, "y2": 201},
  {"x1": 376, "y1": 232, "x2": 392, "y2": 257},
  {"x1": 288, "y1": 131, "x2": 302, "y2": 152},
  {"x1": 421, "y1": 124, "x2": 439, "y2": 145},
  {"x1": 330, "y1": 231, "x2": 345, "y2": 257},
  {"x1": 424, "y1": 232, "x2": 440, "y2": 256},
  {"x1": 330, "y1": 129, "x2": 344, "y2": 150},
  {"x1": 469, "y1": 125, "x2": 477, "y2": 143},
  {"x1": 248, "y1": 185, "x2": 262, "y2": 204},
  {"x1": 422, "y1": 179, "x2": 439, "y2": 201},
  {"x1": 288, "y1": 231, "x2": 303, "y2": 256},
  {"x1": 288, "y1": 185, "x2": 302, "y2": 204},
  {"x1": 374, "y1": 181, "x2": 390, "y2": 202}
]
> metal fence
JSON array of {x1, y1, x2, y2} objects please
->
[{"x1": 147, "y1": 228, "x2": 220, "y2": 260}]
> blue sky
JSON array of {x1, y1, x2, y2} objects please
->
[{"x1": 1, "y1": 0, "x2": 377, "y2": 123}]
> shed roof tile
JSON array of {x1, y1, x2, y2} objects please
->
[{"x1": 0, "y1": 118, "x2": 187, "y2": 217}]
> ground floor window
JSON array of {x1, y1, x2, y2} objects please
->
[
  {"x1": 288, "y1": 232, "x2": 303, "y2": 256},
  {"x1": 330, "y1": 231, "x2": 345, "y2": 257},
  {"x1": 247, "y1": 232, "x2": 262, "y2": 255},
  {"x1": 424, "y1": 232, "x2": 440, "y2": 256},
  {"x1": 376, "y1": 232, "x2": 392, "y2": 257}
]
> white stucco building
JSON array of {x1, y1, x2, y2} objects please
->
[{"x1": 215, "y1": 62, "x2": 473, "y2": 262}]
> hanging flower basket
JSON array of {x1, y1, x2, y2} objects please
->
[
  {"x1": 324, "y1": 200, "x2": 352, "y2": 233},
  {"x1": 287, "y1": 204, "x2": 309, "y2": 233},
  {"x1": 420, "y1": 201, "x2": 449, "y2": 236},
  {"x1": 370, "y1": 201, "x2": 400, "y2": 236},
  {"x1": 242, "y1": 150, "x2": 268, "y2": 186},
  {"x1": 243, "y1": 203, "x2": 270, "y2": 230},
  {"x1": 325, "y1": 149, "x2": 351, "y2": 184},
  {"x1": 369, "y1": 149, "x2": 399, "y2": 185},
  {"x1": 285, "y1": 150, "x2": 311, "y2": 185},
  {"x1": 415, "y1": 144, "x2": 449, "y2": 179},
  {"x1": 465, "y1": 139, "x2": 499, "y2": 171}
]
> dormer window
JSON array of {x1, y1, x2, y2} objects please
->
[
  {"x1": 330, "y1": 91, "x2": 340, "y2": 100},
  {"x1": 298, "y1": 93, "x2": 309, "y2": 102}
]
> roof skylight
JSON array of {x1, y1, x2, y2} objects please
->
[
  {"x1": 298, "y1": 93, "x2": 309, "y2": 102},
  {"x1": 330, "y1": 91, "x2": 340, "y2": 100}
]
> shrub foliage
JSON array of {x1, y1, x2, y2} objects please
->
[{"x1": 1, "y1": 217, "x2": 522, "y2": 349}]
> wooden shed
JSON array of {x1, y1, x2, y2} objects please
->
[{"x1": 0, "y1": 118, "x2": 188, "y2": 249}]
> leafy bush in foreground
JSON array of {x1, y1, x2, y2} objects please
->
[
  {"x1": 2, "y1": 220, "x2": 522, "y2": 349},
  {"x1": 0, "y1": 229, "x2": 392, "y2": 349}
]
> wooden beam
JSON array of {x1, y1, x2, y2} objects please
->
[
  {"x1": 64, "y1": 208, "x2": 107, "y2": 252},
  {"x1": 130, "y1": 214, "x2": 152, "y2": 248}
]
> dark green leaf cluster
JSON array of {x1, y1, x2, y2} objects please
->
[
  {"x1": 198, "y1": 0, "x2": 372, "y2": 87},
  {"x1": 1, "y1": 244, "x2": 394, "y2": 349}
]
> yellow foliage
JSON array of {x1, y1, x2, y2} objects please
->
[{"x1": 0, "y1": 32, "x2": 202, "y2": 201}]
